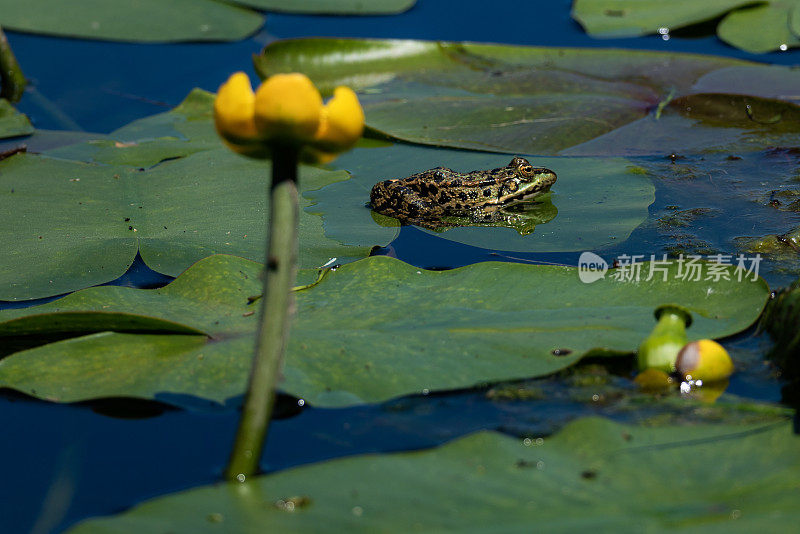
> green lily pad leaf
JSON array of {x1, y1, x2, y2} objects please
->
[
  {"x1": 255, "y1": 38, "x2": 800, "y2": 155},
  {"x1": 0, "y1": 128, "x2": 109, "y2": 153},
  {"x1": 0, "y1": 149, "x2": 370, "y2": 300},
  {"x1": 0, "y1": 0, "x2": 263, "y2": 42},
  {"x1": 571, "y1": 0, "x2": 753, "y2": 37},
  {"x1": 65, "y1": 417, "x2": 798, "y2": 533},
  {"x1": 326, "y1": 143, "x2": 654, "y2": 252},
  {"x1": 689, "y1": 65, "x2": 800, "y2": 101},
  {"x1": 572, "y1": 0, "x2": 799, "y2": 53},
  {"x1": 230, "y1": 0, "x2": 415, "y2": 14},
  {"x1": 0, "y1": 98, "x2": 32, "y2": 139},
  {"x1": 716, "y1": 2, "x2": 800, "y2": 54},
  {"x1": 0, "y1": 254, "x2": 769, "y2": 408},
  {"x1": 45, "y1": 89, "x2": 221, "y2": 167}
]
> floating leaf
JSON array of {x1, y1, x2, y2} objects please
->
[
  {"x1": 716, "y1": 2, "x2": 800, "y2": 53},
  {"x1": 572, "y1": 0, "x2": 800, "y2": 53},
  {"x1": 0, "y1": 149, "x2": 369, "y2": 300},
  {"x1": 255, "y1": 38, "x2": 800, "y2": 155},
  {"x1": 230, "y1": 0, "x2": 416, "y2": 14},
  {"x1": 65, "y1": 417, "x2": 798, "y2": 533},
  {"x1": 0, "y1": 0, "x2": 263, "y2": 42},
  {"x1": 571, "y1": 0, "x2": 752, "y2": 37},
  {"x1": 0, "y1": 98, "x2": 32, "y2": 139},
  {"x1": 0, "y1": 254, "x2": 768, "y2": 408},
  {"x1": 325, "y1": 143, "x2": 654, "y2": 253},
  {"x1": 45, "y1": 89, "x2": 221, "y2": 167}
]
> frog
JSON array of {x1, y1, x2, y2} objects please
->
[{"x1": 369, "y1": 157, "x2": 557, "y2": 231}]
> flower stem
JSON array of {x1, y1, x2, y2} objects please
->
[
  {"x1": 0, "y1": 26, "x2": 26, "y2": 103},
  {"x1": 225, "y1": 145, "x2": 299, "y2": 481}
]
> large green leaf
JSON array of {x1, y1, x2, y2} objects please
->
[
  {"x1": 44, "y1": 89, "x2": 222, "y2": 167},
  {"x1": 571, "y1": 0, "x2": 753, "y2": 37},
  {"x1": 230, "y1": 0, "x2": 415, "y2": 14},
  {"x1": 572, "y1": 0, "x2": 800, "y2": 53},
  {"x1": 717, "y1": 2, "x2": 800, "y2": 54},
  {"x1": 254, "y1": 38, "x2": 800, "y2": 155},
  {"x1": 43, "y1": 92, "x2": 652, "y2": 256},
  {"x1": 0, "y1": 254, "x2": 769, "y2": 408},
  {"x1": 0, "y1": 0, "x2": 263, "y2": 42},
  {"x1": 0, "y1": 88, "x2": 651, "y2": 299},
  {"x1": 0, "y1": 148, "x2": 370, "y2": 300},
  {"x1": 0, "y1": 98, "x2": 32, "y2": 139},
  {"x1": 325, "y1": 143, "x2": 654, "y2": 252},
  {"x1": 65, "y1": 417, "x2": 798, "y2": 532}
]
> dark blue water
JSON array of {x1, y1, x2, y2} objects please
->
[{"x1": 2, "y1": 1, "x2": 799, "y2": 532}]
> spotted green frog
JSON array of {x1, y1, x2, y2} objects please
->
[{"x1": 369, "y1": 157, "x2": 557, "y2": 231}]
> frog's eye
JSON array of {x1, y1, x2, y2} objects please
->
[{"x1": 520, "y1": 164, "x2": 533, "y2": 174}]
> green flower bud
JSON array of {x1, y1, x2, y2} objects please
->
[{"x1": 637, "y1": 306, "x2": 692, "y2": 372}]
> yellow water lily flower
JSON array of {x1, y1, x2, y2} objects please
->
[
  {"x1": 214, "y1": 71, "x2": 364, "y2": 162},
  {"x1": 675, "y1": 339, "x2": 734, "y2": 383}
]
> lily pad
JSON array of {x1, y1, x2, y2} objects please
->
[
  {"x1": 65, "y1": 417, "x2": 798, "y2": 533},
  {"x1": 717, "y1": 2, "x2": 800, "y2": 53},
  {"x1": 0, "y1": 254, "x2": 769, "y2": 408},
  {"x1": 255, "y1": 38, "x2": 800, "y2": 155},
  {"x1": 45, "y1": 89, "x2": 222, "y2": 168},
  {"x1": 0, "y1": 98, "x2": 32, "y2": 139},
  {"x1": 0, "y1": 148, "x2": 370, "y2": 300},
  {"x1": 0, "y1": 0, "x2": 263, "y2": 42},
  {"x1": 0, "y1": 90, "x2": 652, "y2": 299},
  {"x1": 572, "y1": 0, "x2": 800, "y2": 53},
  {"x1": 326, "y1": 143, "x2": 654, "y2": 252},
  {"x1": 571, "y1": 0, "x2": 753, "y2": 37},
  {"x1": 230, "y1": 0, "x2": 416, "y2": 14}
]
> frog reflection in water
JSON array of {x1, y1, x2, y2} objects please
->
[{"x1": 369, "y1": 157, "x2": 557, "y2": 234}]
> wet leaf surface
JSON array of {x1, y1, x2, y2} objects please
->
[
  {"x1": 572, "y1": 0, "x2": 800, "y2": 53},
  {"x1": 0, "y1": 99, "x2": 32, "y2": 139},
  {"x1": 231, "y1": 0, "x2": 416, "y2": 14},
  {"x1": 0, "y1": 254, "x2": 768, "y2": 408},
  {"x1": 0, "y1": 0, "x2": 264, "y2": 42},
  {"x1": 255, "y1": 38, "x2": 800, "y2": 155},
  {"x1": 66, "y1": 416, "x2": 799, "y2": 533},
  {"x1": 326, "y1": 143, "x2": 654, "y2": 253},
  {"x1": 0, "y1": 148, "x2": 367, "y2": 300},
  {"x1": 44, "y1": 89, "x2": 221, "y2": 167}
]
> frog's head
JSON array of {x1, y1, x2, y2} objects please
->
[{"x1": 499, "y1": 156, "x2": 557, "y2": 203}]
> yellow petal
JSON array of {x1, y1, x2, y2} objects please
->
[
  {"x1": 312, "y1": 86, "x2": 365, "y2": 153},
  {"x1": 675, "y1": 339, "x2": 734, "y2": 382},
  {"x1": 254, "y1": 73, "x2": 323, "y2": 144},
  {"x1": 214, "y1": 72, "x2": 260, "y2": 147}
]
